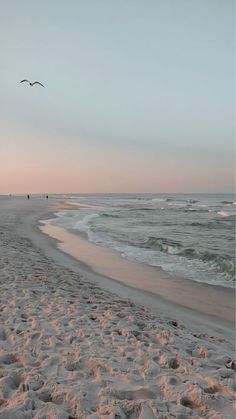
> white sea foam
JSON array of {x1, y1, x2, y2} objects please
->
[
  {"x1": 151, "y1": 198, "x2": 165, "y2": 203},
  {"x1": 74, "y1": 213, "x2": 100, "y2": 233},
  {"x1": 217, "y1": 210, "x2": 230, "y2": 217}
]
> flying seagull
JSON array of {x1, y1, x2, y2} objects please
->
[{"x1": 20, "y1": 79, "x2": 45, "y2": 88}]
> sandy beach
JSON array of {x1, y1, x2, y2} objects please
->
[{"x1": 0, "y1": 198, "x2": 235, "y2": 418}]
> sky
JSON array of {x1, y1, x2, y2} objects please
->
[{"x1": 0, "y1": 0, "x2": 235, "y2": 194}]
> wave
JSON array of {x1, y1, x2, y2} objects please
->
[
  {"x1": 101, "y1": 208, "x2": 155, "y2": 218},
  {"x1": 128, "y1": 207, "x2": 155, "y2": 211},
  {"x1": 151, "y1": 198, "x2": 165, "y2": 203},
  {"x1": 140, "y1": 236, "x2": 235, "y2": 277},
  {"x1": 217, "y1": 210, "x2": 231, "y2": 218},
  {"x1": 182, "y1": 208, "x2": 209, "y2": 213},
  {"x1": 220, "y1": 201, "x2": 235, "y2": 205},
  {"x1": 142, "y1": 236, "x2": 182, "y2": 253},
  {"x1": 200, "y1": 252, "x2": 234, "y2": 275},
  {"x1": 101, "y1": 213, "x2": 120, "y2": 218},
  {"x1": 165, "y1": 197, "x2": 199, "y2": 204},
  {"x1": 189, "y1": 221, "x2": 233, "y2": 230},
  {"x1": 73, "y1": 213, "x2": 99, "y2": 233}
]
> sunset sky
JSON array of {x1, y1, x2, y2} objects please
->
[{"x1": 0, "y1": 0, "x2": 235, "y2": 194}]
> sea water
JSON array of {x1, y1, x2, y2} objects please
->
[{"x1": 50, "y1": 193, "x2": 235, "y2": 288}]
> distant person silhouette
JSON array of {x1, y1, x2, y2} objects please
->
[
  {"x1": 46, "y1": 195, "x2": 48, "y2": 199},
  {"x1": 27, "y1": 194, "x2": 30, "y2": 200}
]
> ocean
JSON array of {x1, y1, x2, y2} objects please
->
[{"x1": 50, "y1": 193, "x2": 235, "y2": 288}]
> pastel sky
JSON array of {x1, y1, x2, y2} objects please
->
[{"x1": 0, "y1": 0, "x2": 235, "y2": 194}]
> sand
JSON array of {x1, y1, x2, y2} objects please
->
[{"x1": 0, "y1": 198, "x2": 235, "y2": 418}]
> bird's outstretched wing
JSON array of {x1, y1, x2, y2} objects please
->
[
  {"x1": 20, "y1": 79, "x2": 30, "y2": 84},
  {"x1": 32, "y1": 81, "x2": 45, "y2": 87}
]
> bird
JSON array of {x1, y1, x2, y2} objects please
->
[{"x1": 20, "y1": 79, "x2": 45, "y2": 88}]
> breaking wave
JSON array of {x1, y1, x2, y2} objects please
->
[{"x1": 140, "y1": 236, "x2": 235, "y2": 278}]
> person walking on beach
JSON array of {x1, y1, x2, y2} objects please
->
[{"x1": 27, "y1": 194, "x2": 30, "y2": 200}]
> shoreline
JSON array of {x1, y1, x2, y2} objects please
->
[
  {"x1": 39, "y1": 207, "x2": 235, "y2": 327},
  {"x1": 0, "y1": 198, "x2": 235, "y2": 418}
]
